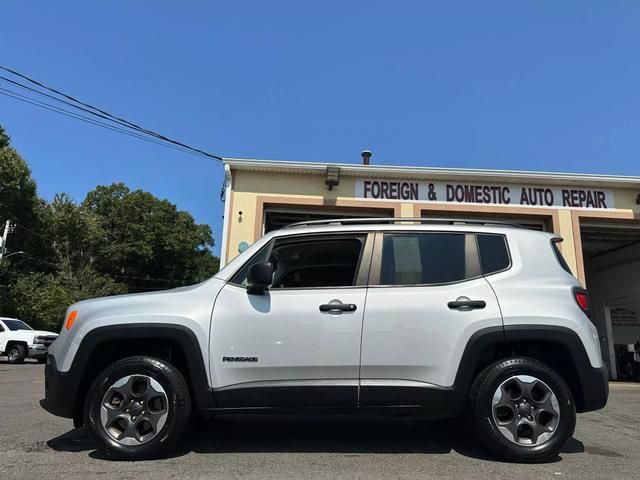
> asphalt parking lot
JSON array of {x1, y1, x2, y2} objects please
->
[{"x1": 1, "y1": 360, "x2": 639, "y2": 480}]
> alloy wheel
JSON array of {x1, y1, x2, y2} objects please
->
[
  {"x1": 491, "y1": 374, "x2": 561, "y2": 446},
  {"x1": 100, "y1": 375, "x2": 169, "y2": 446}
]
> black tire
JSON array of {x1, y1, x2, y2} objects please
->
[
  {"x1": 85, "y1": 356, "x2": 192, "y2": 460},
  {"x1": 37, "y1": 356, "x2": 47, "y2": 364},
  {"x1": 469, "y1": 357, "x2": 576, "y2": 463},
  {"x1": 7, "y1": 344, "x2": 27, "y2": 364}
]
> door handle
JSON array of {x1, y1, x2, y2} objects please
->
[
  {"x1": 319, "y1": 303, "x2": 357, "y2": 313},
  {"x1": 448, "y1": 299, "x2": 486, "y2": 310}
]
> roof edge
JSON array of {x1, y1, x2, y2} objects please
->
[{"x1": 223, "y1": 157, "x2": 640, "y2": 187}]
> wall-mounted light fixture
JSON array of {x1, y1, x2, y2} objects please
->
[{"x1": 325, "y1": 166, "x2": 341, "y2": 191}]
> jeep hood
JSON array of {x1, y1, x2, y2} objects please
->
[{"x1": 60, "y1": 277, "x2": 226, "y2": 343}]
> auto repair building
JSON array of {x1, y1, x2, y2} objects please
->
[{"x1": 220, "y1": 156, "x2": 640, "y2": 380}]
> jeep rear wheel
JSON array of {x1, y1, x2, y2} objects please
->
[
  {"x1": 86, "y1": 356, "x2": 191, "y2": 460},
  {"x1": 7, "y1": 344, "x2": 26, "y2": 364},
  {"x1": 469, "y1": 357, "x2": 576, "y2": 462}
]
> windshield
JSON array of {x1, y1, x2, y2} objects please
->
[{"x1": 2, "y1": 319, "x2": 33, "y2": 331}]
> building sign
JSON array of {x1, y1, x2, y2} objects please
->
[{"x1": 356, "y1": 179, "x2": 615, "y2": 209}]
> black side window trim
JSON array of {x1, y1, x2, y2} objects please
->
[
  {"x1": 475, "y1": 233, "x2": 513, "y2": 277},
  {"x1": 228, "y1": 241, "x2": 274, "y2": 286},
  {"x1": 551, "y1": 238, "x2": 573, "y2": 275}
]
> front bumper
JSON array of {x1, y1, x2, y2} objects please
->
[
  {"x1": 40, "y1": 355, "x2": 79, "y2": 418},
  {"x1": 28, "y1": 345, "x2": 48, "y2": 357},
  {"x1": 579, "y1": 365, "x2": 609, "y2": 412}
]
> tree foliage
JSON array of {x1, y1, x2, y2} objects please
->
[
  {"x1": 0, "y1": 125, "x2": 9, "y2": 148},
  {"x1": 0, "y1": 138, "x2": 51, "y2": 269},
  {"x1": 0, "y1": 125, "x2": 219, "y2": 330},
  {"x1": 12, "y1": 267, "x2": 127, "y2": 332},
  {"x1": 83, "y1": 183, "x2": 219, "y2": 291}
]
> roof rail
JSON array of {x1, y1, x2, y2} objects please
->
[{"x1": 284, "y1": 217, "x2": 525, "y2": 229}]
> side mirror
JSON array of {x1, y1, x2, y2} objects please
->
[{"x1": 247, "y1": 262, "x2": 273, "y2": 295}]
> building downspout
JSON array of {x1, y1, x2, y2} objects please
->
[{"x1": 219, "y1": 163, "x2": 232, "y2": 268}]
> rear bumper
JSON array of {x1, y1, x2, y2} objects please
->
[
  {"x1": 40, "y1": 355, "x2": 78, "y2": 418},
  {"x1": 578, "y1": 365, "x2": 609, "y2": 412}
]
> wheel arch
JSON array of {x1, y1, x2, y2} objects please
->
[
  {"x1": 6, "y1": 340, "x2": 29, "y2": 349},
  {"x1": 455, "y1": 325, "x2": 605, "y2": 413},
  {"x1": 69, "y1": 324, "x2": 214, "y2": 423}
]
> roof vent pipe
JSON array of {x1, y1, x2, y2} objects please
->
[{"x1": 361, "y1": 150, "x2": 372, "y2": 165}]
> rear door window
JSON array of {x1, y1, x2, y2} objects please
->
[{"x1": 380, "y1": 232, "x2": 469, "y2": 285}]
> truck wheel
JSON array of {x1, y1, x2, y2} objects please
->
[
  {"x1": 7, "y1": 344, "x2": 27, "y2": 364},
  {"x1": 469, "y1": 357, "x2": 576, "y2": 463},
  {"x1": 85, "y1": 356, "x2": 192, "y2": 460}
]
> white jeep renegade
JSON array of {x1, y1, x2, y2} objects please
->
[{"x1": 41, "y1": 218, "x2": 608, "y2": 462}]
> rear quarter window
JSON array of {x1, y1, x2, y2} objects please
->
[
  {"x1": 477, "y1": 234, "x2": 511, "y2": 275},
  {"x1": 551, "y1": 239, "x2": 574, "y2": 275}
]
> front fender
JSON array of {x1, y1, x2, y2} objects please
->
[{"x1": 43, "y1": 323, "x2": 215, "y2": 419}]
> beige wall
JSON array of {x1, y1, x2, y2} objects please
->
[
  {"x1": 224, "y1": 169, "x2": 640, "y2": 283},
  {"x1": 233, "y1": 170, "x2": 356, "y2": 198}
]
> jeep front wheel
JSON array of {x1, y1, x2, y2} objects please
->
[
  {"x1": 469, "y1": 357, "x2": 576, "y2": 462},
  {"x1": 85, "y1": 356, "x2": 192, "y2": 460}
]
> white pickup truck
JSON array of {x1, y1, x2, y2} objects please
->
[{"x1": 0, "y1": 317, "x2": 58, "y2": 364}]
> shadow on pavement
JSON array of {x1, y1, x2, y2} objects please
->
[
  {"x1": 47, "y1": 415, "x2": 584, "y2": 463},
  {"x1": 0, "y1": 357, "x2": 42, "y2": 364}
]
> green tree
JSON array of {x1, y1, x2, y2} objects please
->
[
  {"x1": 0, "y1": 125, "x2": 54, "y2": 316},
  {"x1": 83, "y1": 183, "x2": 219, "y2": 291},
  {"x1": 0, "y1": 132, "x2": 51, "y2": 265},
  {"x1": 0, "y1": 124, "x2": 220, "y2": 329},
  {"x1": 0, "y1": 125, "x2": 9, "y2": 148},
  {"x1": 8, "y1": 193, "x2": 127, "y2": 330},
  {"x1": 43, "y1": 192, "x2": 104, "y2": 270},
  {"x1": 12, "y1": 267, "x2": 127, "y2": 331}
]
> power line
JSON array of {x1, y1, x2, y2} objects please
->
[
  {"x1": 0, "y1": 65, "x2": 161, "y2": 137},
  {"x1": 0, "y1": 74, "x2": 130, "y2": 127},
  {"x1": 0, "y1": 65, "x2": 225, "y2": 162},
  {"x1": 17, "y1": 253, "x2": 59, "y2": 269},
  {"x1": 0, "y1": 73, "x2": 202, "y2": 155},
  {"x1": 1, "y1": 73, "x2": 204, "y2": 157},
  {"x1": 114, "y1": 273, "x2": 178, "y2": 283},
  {"x1": 0, "y1": 88, "x2": 211, "y2": 159},
  {"x1": 0, "y1": 86, "x2": 210, "y2": 159},
  {"x1": 11, "y1": 221, "x2": 57, "y2": 245}
]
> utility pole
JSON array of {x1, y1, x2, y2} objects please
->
[{"x1": 0, "y1": 220, "x2": 11, "y2": 263}]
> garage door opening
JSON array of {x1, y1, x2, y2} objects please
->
[
  {"x1": 419, "y1": 210, "x2": 551, "y2": 231},
  {"x1": 581, "y1": 222, "x2": 640, "y2": 380},
  {"x1": 263, "y1": 207, "x2": 394, "y2": 233}
]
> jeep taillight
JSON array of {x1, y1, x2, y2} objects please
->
[{"x1": 573, "y1": 287, "x2": 591, "y2": 318}]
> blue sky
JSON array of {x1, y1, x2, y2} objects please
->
[{"x1": 2, "y1": 1, "x2": 640, "y2": 255}]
